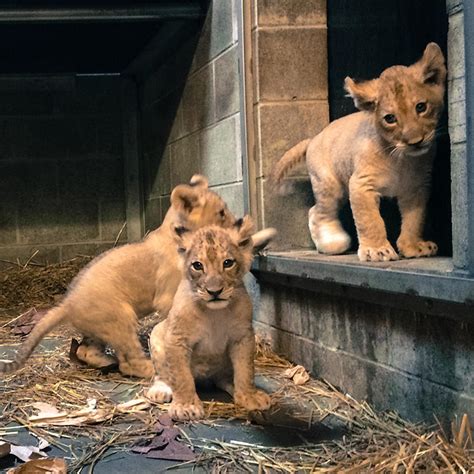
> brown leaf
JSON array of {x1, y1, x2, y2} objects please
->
[
  {"x1": 283, "y1": 365, "x2": 310, "y2": 385},
  {"x1": 7, "y1": 457, "x2": 67, "y2": 473}
]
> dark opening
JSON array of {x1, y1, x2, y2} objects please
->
[{"x1": 328, "y1": 0, "x2": 451, "y2": 257}]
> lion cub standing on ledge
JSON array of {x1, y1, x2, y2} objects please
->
[
  {"x1": 273, "y1": 43, "x2": 446, "y2": 262},
  {"x1": 146, "y1": 217, "x2": 273, "y2": 421}
]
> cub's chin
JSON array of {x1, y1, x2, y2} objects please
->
[{"x1": 205, "y1": 299, "x2": 230, "y2": 310}]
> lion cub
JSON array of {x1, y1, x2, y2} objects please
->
[
  {"x1": 146, "y1": 217, "x2": 273, "y2": 421},
  {"x1": 273, "y1": 43, "x2": 446, "y2": 262},
  {"x1": 0, "y1": 176, "x2": 239, "y2": 378}
]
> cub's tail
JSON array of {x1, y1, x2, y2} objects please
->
[
  {"x1": 0, "y1": 305, "x2": 67, "y2": 374},
  {"x1": 271, "y1": 138, "x2": 311, "y2": 185}
]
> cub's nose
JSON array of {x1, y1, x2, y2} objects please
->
[{"x1": 206, "y1": 288, "x2": 223, "y2": 298}]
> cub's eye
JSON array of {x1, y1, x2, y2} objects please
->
[
  {"x1": 219, "y1": 209, "x2": 226, "y2": 218},
  {"x1": 384, "y1": 114, "x2": 397, "y2": 124},
  {"x1": 191, "y1": 261, "x2": 203, "y2": 271},
  {"x1": 415, "y1": 102, "x2": 427, "y2": 113},
  {"x1": 223, "y1": 259, "x2": 235, "y2": 269}
]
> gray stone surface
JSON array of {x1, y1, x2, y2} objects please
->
[
  {"x1": 255, "y1": 27, "x2": 327, "y2": 102},
  {"x1": 256, "y1": 101, "x2": 328, "y2": 177},
  {"x1": 215, "y1": 45, "x2": 240, "y2": 121},
  {"x1": 258, "y1": 177, "x2": 314, "y2": 249},
  {"x1": 181, "y1": 64, "x2": 215, "y2": 135},
  {"x1": 212, "y1": 182, "x2": 245, "y2": 217},
  {"x1": 256, "y1": 0, "x2": 326, "y2": 26},
  {"x1": 200, "y1": 115, "x2": 242, "y2": 186},
  {"x1": 170, "y1": 133, "x2": 201, "y2": 188}
]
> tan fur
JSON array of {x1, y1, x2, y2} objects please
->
[
  {"x1": 272, "y1": 43, "x2": 446, "y2": 262},
  {"x1": 0, "y1": 176, "x2": 239, "y2": 378},
  {"x1": 146, "y1": 218, "x2": 273, "y2": 421}
]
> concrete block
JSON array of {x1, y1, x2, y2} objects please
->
[
  {"x1": 18, "y1": 199, "x2": 99, "y2": 244},
  {"x1": 448, "y1": 77, "x2": 465, "y2": 105},
  {"x1": 200, "y1": 115, "x2": 242, "y2": 186},
  {"x1": 448, "y1": 11, "x2": 465, "y2": 80},
  {"x1": 99, "y1": 200, "x2": 127, "y2": 242},
  {"x1": 148, "y1": 145, "x2": 172, "y2": 198},
  {"x1": 256, "y1": 0, "x2": 326, "y2": 26},
  {"x1": 170, "y1": 133, "x2": 201, "y2": 187},
  {"x1": 212, "y1": 182, "x2": 245, "y2": 217},
  {"x1": 96, "y1": 115, "x2": 123, "y2": 158},
  {"x1": 0, "y1": 203, "x2": 17, "y2": 245},
  {"x1": 255, "y1": 27, "x2": 327, "y2": 102},
  {"x1": 0, "y1": 89, "x2": 54, "y2": 115},
  {"x1": 181, "y1": 65, "x2": 215, "y2": 136},
  {"x1": 215, "y1": 45, "x2": 240, "y2": 121},
  {"x1": 258, "y1": 177, "x2": 314, "y2": 249},
  {"x1": 450, "y1": 143, "x2": 468, "y2": 268},
  {"x1": 192, "y1": 0, "x2": 235, "y2": 69},
  {"x1": 58, "y1": 160, "x2": 124, "y2": 200},
  {"x1": 446, "y1": 0, "x2": 463, "y2": 15},
  {"x1": 256, "y1": 101, "x2": 329, "y2": 178},
  {"x1": 144, "y1": 197, "x2": 162, "y2": 234}
]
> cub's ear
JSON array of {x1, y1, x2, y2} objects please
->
[
  {"x1": 173, "y1": 225, "x2": 190, "y2": 254},
  {"x1": 414, "y1": 42, "x2": 446, "y2": 86},
  {"x1": 234, "y1": 215, "x2": 255, "y2": 248},
  {"x1": 170, "y1": 184, "x2": 200, "y2": 213},
  {"x1": 189, "y1": 174, "x2": 209, "y2": 189},
  {"x1": 344, "y1": 77, "x2": 379, "y2": 112}
]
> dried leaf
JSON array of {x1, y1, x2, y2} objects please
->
[
  {"x1": 283, "y1": 365, "x2": 310, "y2": 385},
  {"x1": 8, "y1": 308, "x2": 48, "y2": 336},
  {"x1": 132, "y1": 416, "x2": 195, "y2": 462},
  {"x1": 7, "y1": 457, "x2": 67, "y2": 473},
  {"x1": 0, "y1": 441, "x2": 11, "y2": 458},
  {"x1": 29, "y1": 398, "x2": 150, "y2": 426}
]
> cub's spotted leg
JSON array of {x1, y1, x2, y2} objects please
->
[
  {"x1": 164, "y1": 343, "x2": 205, "y2": 421},
  {"x1": 230, "y1": 333, "x2": 271, "y2": 411},
  {"x1": 75, "y1": 337, "x2": 117, "y2": 368},
  {"x1": 396, "y1": 193, "x2": 438, "y2": 258},
  {"x1": 309, "y1": 174, "x2": 351, "y2": 254},
  {"x1": 349, "y1": 176, "x2": 399, "y2": 262}
]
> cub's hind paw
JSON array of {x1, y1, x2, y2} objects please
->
[
  {"x1": 358, "y1": 243, "x2": 399, "y2": 262},
  {"x1": 235, "y1": 389, "x2": 271, "y2": 411},
  {"x1": 397, "y1": 240, "x2": 438, "y2": 258},
  {"x1": 145, "y1": 380, "x2": 173, "y2": 403},
  {"x1": 169, "y1": 400, "x2": 205, "y2": 421}
]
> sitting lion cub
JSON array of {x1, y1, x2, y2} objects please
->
[
  {"x1": 146, "y1": 217, "x2": 274, "y2": 421},
  {"x1": 272, "y1": 43, "x2": 446, "y2": 262}
]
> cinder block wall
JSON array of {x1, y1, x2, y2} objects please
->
[
  {"x1": 0, "y1": 76, "x2": 126, "y2": 267},
  {"x1": 253, "y1": 0, "x2": 474, "y2": 422},
  {"x1": 252, "y1": 0, "x2": 329, "y2": 248},
  {"x1": 447, "y1": 0, "x2": 467, "y2": 268},
  {"x1": 139, "y1": 0, "x2": 245, "y2": 231}
]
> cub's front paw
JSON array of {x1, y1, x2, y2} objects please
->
[
  {"x1": 234, "y1": 389, "x2": 271, "y2": 411},
  {"x1": 169, "y1": 400, "x2": 205, "y2": 421},
  {"x1": 358, "y1": 243, "x2": 399, "y2": 262},
  {"x1": 397, "y1": 240, "x2": 438, "y2": 258},
  {"x1": 145, "y1": 380, "x2": 173, "y2": 403}
]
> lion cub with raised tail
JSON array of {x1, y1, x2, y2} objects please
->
[
  {"x1": 272, "y1": 43, "x2": 446, "y2": 262},
  {"x1": 0, "y1": 176, "x2": 239, "y2": 379},
  {"x1": 146, "y1": 217, "x2": 274, "y2": 421}
]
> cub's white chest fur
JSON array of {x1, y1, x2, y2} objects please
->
[{"x1": 194, "y1": 310, "x2": 233, "y2": 356}]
